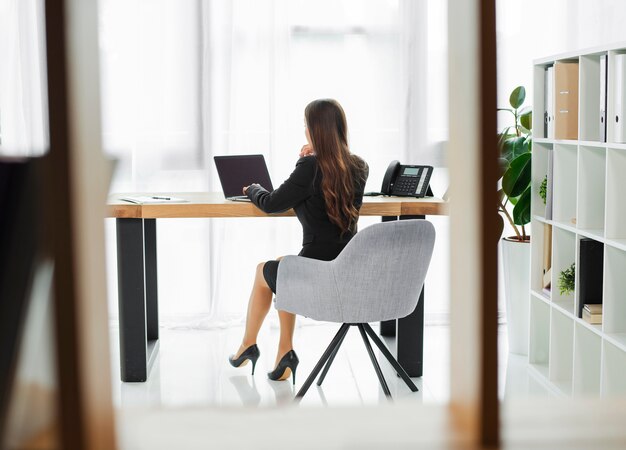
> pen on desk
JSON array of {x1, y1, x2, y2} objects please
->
[{"x1": 152, "y1": 196, "x2": 171, "y2": 200}]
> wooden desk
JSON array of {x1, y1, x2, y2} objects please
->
[{"x1": 107, "y1": 193, "x2": 448, "y2": 382}]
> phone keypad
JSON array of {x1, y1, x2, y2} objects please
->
[{"x1": 394, "y1": 177, "x2": 419, "y2": 194}]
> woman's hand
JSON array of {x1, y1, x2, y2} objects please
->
[
  {"x1": 299, "y1": 144, "x2": 314, "y2": 158},
  {"x1": 242, "y1": 185, "x2": 249, "y2": 195}
]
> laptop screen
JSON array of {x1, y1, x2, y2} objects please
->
[{"x1": 214, "y1": 155, "x2": 274, "y2": 198}]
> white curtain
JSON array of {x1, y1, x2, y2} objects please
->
[
  {"x1": 0, "y1": 0, "x2": 48, "y2": 156},
  {"x1": 100, "y1": 0, "x2": 450, "y2": 327}
]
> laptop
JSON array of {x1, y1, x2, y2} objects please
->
[{"x1": 214, "y1": 154, "x2": 274, "y2": 201}]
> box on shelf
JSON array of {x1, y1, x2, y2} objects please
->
[{"x1": 554, "y1": 61, "x2": 579, "y2": 140}]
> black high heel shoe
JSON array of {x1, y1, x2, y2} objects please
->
[
  {"x1": 267, "y1": 350, "x2": 299, "y2": 385},
  {"x1": 228, "y1": 344, "x2": 260, "y2": 375}
]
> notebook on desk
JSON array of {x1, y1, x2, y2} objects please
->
[{"x1": 214, "y1": 154, "x2": 274, "y2": 201}]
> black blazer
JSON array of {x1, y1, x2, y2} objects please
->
[{"x1": 246, "y1": 155, "x2": 369, "y2": 251}]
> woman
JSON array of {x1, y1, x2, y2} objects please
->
[{"x1": 228, "y1": 99, "x2": 369, "y2": 384}]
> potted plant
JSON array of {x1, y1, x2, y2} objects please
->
[
  {"x1": 558, "y1": 263, "x2": 575, "y2": 296},
  {"x1": 498, "y1": 86, "x2": 532, "y2": 355}
]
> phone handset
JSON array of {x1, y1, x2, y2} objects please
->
[{"x1": 381, "y1": 160, "x2": 401, "y2": 195}]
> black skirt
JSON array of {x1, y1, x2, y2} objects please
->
[{"x1": 263, "y1": 242, "x2": 347, "y2": 294}]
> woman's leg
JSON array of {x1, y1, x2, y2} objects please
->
[
  {"x1": 276, "y1": 310, "x2": 296, "y2": 366},
  {"x1": 234, "y1": 262, "x2": 273, "y2": 358}
]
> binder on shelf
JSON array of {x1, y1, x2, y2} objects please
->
[
  {"x1": 577, "y1": 238, "x2": 604, "y2": 319},
  {"x1": 545, "y1": 66, "x2": 555, "y2": 139},
  {"x1": 554, "y1": 61, "x2": 579, "y2": 140},
  {"x1": 614, "y1": 54, "x2": 626, "y2": 143},
  {"x1": 600, "y1": 54, "x2": 608, "y2": 142},
  {"x1": 545, "y1": 149, "x2": 554, "y2": 220},
  {"x1": 542, "y1": 223, "x2": 552, "y2": 288}
]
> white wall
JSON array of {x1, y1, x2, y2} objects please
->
[{"x1": 497, "y1": 0, "x2": 626, "y2": 118}]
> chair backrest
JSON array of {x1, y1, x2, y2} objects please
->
[{"x1": 332, "y1": 219, "x2": 436, "y2": 323}]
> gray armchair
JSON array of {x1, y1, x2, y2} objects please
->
[{"x1": 275, "y1": 219, "x2": 436, "y2": 400}]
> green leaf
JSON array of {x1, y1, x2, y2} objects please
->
[
  {"x1": 502, "y1": 136, "x2": 529, "y2": 162},
  {"x1": 502, "y1": 152, "x2": 531, "y2": 197},
  {"x1": 501, "y1": 138, "x2": 514, "y2": 161},
  {"x1": 509, "y1": 195, "x2": 519, "y2": 206},
  {"x1": 520, "y1": 111, "x2": 532, "y2": 131},
  {"x1": 509, "y1": 86, "x2": 526, "y2": 109},
  {"x1": 512, "y1": 186, "x2": 531, "y2": 225},
  {"x1": 497, "y1": 158, "x2": 509, "y2": 179}
]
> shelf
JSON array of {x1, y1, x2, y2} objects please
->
[
  {"x1": 527, "y1": 362, "x2": 563, "y2": 398},
  {"x1": 606, "y1": 142, "x2": 626, "y2": 150},
  {"x1": 531, "y1": 289, "x2": 551, "y2": 304},
  {"x1": 550, "y1": 220, "x2": 578, "y2": 234},
  {"x1": 602, "y1": 246, "x2": 626, "y2": 334},
  {"x1": 602, "y1": 340, "x2": 626, "y2": 395},
  {"x1": 576, "y1": 228, "x2": 604, "y2": 241},
  {"x1": 605, "y1": 148, "x2": 626, "y2": 239},
  {"x1": 532, "y1": 44, "x2": 626, "y2": 399},
  {"x1": 604, "y1": 333, "x2": 626, "y2": 353},
  {"x1": 551, "y1": 380, "x2": 574, "y2": 397},
  {"x1": 552, "y1": 300, "x2": 576, "y2": 318},
  {"x1": 529, "y1": 296, "x2": 550, "y2": 367},
  {"x1": 549, "y1": 309, "x2": 574, "y2": 394},
  {"x1": 573, "y1": 323, "x2": 602, "y2": 395},
  {"x1": 604, "y1": 238, "x2": 626, "y2": 252},
  {"x1": 528, "y1": 362, "x2": 550, "y2": 380},
  {"x1": 551, "y1": 228, "x2": 576, "y2": 306},
  {"x1": 577, "y1": 146, "x2": 606, "y2": 230},
  {"x1": 578, "y1": 141, "x2": 607, "y2": 148},
  {"x1": 574, "y1": 316, "x2": 603, "y2": 337}
]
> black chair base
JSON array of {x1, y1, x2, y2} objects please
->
[{"x1": 295, "y1": 323, "x2": 418, "y2": 401}]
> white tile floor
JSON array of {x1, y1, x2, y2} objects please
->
[{"x1": 109, "y1": 323, "x2": 553, "y2": 409}]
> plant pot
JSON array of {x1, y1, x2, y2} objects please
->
[{"x1": 501, "y1": 236, "x2": 530, "y2": 356}]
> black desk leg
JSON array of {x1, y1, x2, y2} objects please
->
[
  {"x1": 144, "y1": 219, "x2": 159, "y2": 341},
  {"x1": 379, "y1": 214, "x2": 426, "y2": 377},
  {"x1": 397, "y1": 287, "x2": 424, "y2": 377},
  {"x1": 116, "y1": 218, "x2": 159, "y2": 382},
  {"x1": 398, "y1": 214, "x2": 425, "y2": 377},
  {"x1": 380, "y1": 216, "x2": 398, "y2": 337}
]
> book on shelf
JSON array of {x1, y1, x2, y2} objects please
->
[
  {"x1": 584, "y1": 304, "x2": 603, "y2": 315},
  {"x1": 614, "y1": 54, "x2": 626, "y2": 143},
  {"x1": 583, "y1": 304, "x2": 602, "y2": 325},
  {"x1": 554, "y1": 61, "x2": 579, "y2": 140},
  {"x1": 545, "y1": 65, "x2": 555, "y2": 139},
  {"x1": 542, "y1": 267, "x2": 552, "y2": 292},
  {"x1": 578, "y1": 238, "x2": 604, "y2": 318},
  {"x1": 582, "y1": 309, "x2": 602, "y2": 325},
  {"x1": 545, "y1": 149, "x2": 553, "y2": 220},
  {"x1": 542, "y1": 223, "x2": 552, "y2": 287},
  {"x1": 600, "y1": 54, "x2": 608, "y2": 143}
]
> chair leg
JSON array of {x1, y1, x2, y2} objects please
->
[
  {"x1": 357, "y1": 324, "x2": 391, "y2": 398},
  {"x1": 295, "y1": 323, "x2": 350, "y2": 401},
  {"x1": 363, "y1": 323, "x2": 418, "y2": 392},
  {"x1": 316, "y1": 329, "x2": 347, "y2": 386}
]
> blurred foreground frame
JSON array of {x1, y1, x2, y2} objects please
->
[{"x1": 1, "y1": 0, "x2": 116, "y2": 448}]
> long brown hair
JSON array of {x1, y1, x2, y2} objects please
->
[{"x1": 305, "y1": 99, "x2": 366, "y2": 235}]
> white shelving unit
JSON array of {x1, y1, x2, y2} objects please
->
[{"x1": 530, "y1": 41, "x2": 626, "y2": 397}]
